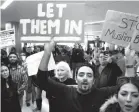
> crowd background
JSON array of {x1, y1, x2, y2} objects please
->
[{"x1": 1, "y1": 41, "x2": 139, "y2": 112}]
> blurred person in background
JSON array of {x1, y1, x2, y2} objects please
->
[
  {"x1": 1, "y1": 64, "x2": 21, "y2": 112},
  {"x1": 8, "y1": 52, "x2": 28, "y2": 108},
  {"x1": 20, "y1": 52, "x2": 36, "y2": 107},
  {"x1": 33, "y1": 46, "x2": 41, "y2": 54},
  {"x1": 26, "y1": 46, "x2": 34, "y2": 57},
  {"x1": 10, "y1": 46, "x2": 17, "y2": 53},
  {"x1": 71, "y1": 43, "x2": 85, "y2": 79},
  {"x1": 1, "y1": 49, "x2": 9, "y2": 66},
  {"x1": 116, "y1": 49, "x2": 126, "y2": 76},
  {"x1": 55, "y1": 48, "x2": 70, "y2": 65},
  {"x1": 95, "y1": 51, "x2": 122, "y2": 88}
]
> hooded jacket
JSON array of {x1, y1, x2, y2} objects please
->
[{"x1": 100, "y1": 95, "x2": 139, "y2": 112}]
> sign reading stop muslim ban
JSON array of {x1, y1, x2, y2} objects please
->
[
  {"x1": 101, "y1": 10, "x2": 139, "y2": 51},
  {"x1": 20, "y1": 2, "x2": 84, "y2": 42},
  {"x1": 0, "y1": 29, "x2": 15, "y2": 48}
]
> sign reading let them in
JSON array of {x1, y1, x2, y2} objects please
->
[
  {"x1": 20, "y1": 2, "x2": 85, "y2": 43},
  {"x1": 101, "y1": 10, "x2": 139, "y2": 51}
]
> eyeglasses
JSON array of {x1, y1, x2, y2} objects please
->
[{"x1": 117, "y1": 76, "x2": 139, "y2": 86}]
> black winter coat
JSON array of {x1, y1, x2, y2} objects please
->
[{"x1": 1, "y1": 77, "x2": 21, "y2": 112}]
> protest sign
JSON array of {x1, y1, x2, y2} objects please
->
[
  {"x1": 101, "y1": 10, "x2": 139, "y2": 51},
  {"x1": 26, "y1": 51, "x2": 55, "y2": 76},
  {"x1": 20, "y1": 2, "x2": 85, "y2": 42},
  {"x1": 0, "y1": 29, "x2": 15, "y2": 48}
]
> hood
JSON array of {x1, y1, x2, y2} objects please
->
[{"x1": 100, "y1": 95, "x2": 118, "y2": 112}]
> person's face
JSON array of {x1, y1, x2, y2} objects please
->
[
  {"x1": 20, "y1": 53, "x2": 26, "y2": 61},
  {"x1": 118, "y1": 83, "x2": 139, "y2": 112},
  {"x1": 1, "y1": 66, "x2": 9, "y2": 79},
  {"x1": 76, "y1": 66, "x2": 94, "y2": 94},
  {"x1": 26, "y1": 47, "x2": 32, "y2": 53},
  {"x1": 99, "y1": 53, "x2": 107, "y2": 66},
  {"x1": 56, "y1": 66, "x2": 68, "y2": 79},
  {"x1": 74, "y1": 44, "x2": 79, "y2": 49},
  {"x1": 2, "y1": 52, "x2": 7, "y2": 59},
  {"x1": 34, "y1": 47, "x2": 40, "y2": 53},
  {"x1": 93, "y1": 54, "x2": 100, "y2": 66},
  {"x1": 9, "y1": 54, "x2": 18, "y2": 64}
]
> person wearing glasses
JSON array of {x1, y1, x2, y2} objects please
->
[
  {"x1": 94, "y1": 50, "x2": 122, "y2": 88},
  {"x1": 100, "y1": 76, "x2": 139, "y2": 112}
]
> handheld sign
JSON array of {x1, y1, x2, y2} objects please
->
[
  {"x1": 0, "y1": 29, "x2": 15, "y2": 48},
  {"x1": 101, "y1": 10, "x2": 139, "y2": 51},
  {"x1": 26, "y1": 51, "x2": 55, "y2": 76},
  {"x1": 20, "y1": 2, "x2": 85, "y2": 43}
]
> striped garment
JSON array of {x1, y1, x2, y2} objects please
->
[{"x1": 9, "y1": 64, "x2": 28, "y2": 95}]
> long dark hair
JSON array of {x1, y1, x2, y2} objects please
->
[
  {"x1": 1, "y1": 64, "x2": 15, "y2": 90},
  {"x1": 116, "y1": 76, "x2": 139, "y2": 94}
]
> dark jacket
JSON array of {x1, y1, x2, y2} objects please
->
[
  {"x1": 37, "y1": 69, "x2": 117, "y2": 112},
  {"x1": 71, "y1": 48, "x2": 85, "y2": 63},
  {"x1": 95, "y1": 62, "x2": 122, "y2": 88},
  {"x1": 100, "y1": 95, "x2": 139, "y2": 112},
  {"x1": 1, "y1": 77, "x2": 21, "y2": 112},
  {"x1": 47, "y1": 77, "x2": 76, "y2": 112}
]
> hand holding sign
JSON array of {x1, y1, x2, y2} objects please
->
[
  {"x1": 101, "y1": 10, "x2": 139, "y2": 51},
  {"x1": 125, "y1": 44, "x2": 136, "y2": 66}
]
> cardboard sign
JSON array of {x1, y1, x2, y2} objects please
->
[
  {"x1": 26, "y1": 51, "x2": 55, "y2": 76},
  {"x1": 20, "y1": 2, "x2": 85, "y2": 42},
  {"x1": 0, "y1": 29, "x2": 15, "y2": 48},
  {"x1": 101, "y1": 10, "x2": 139, "y2": 51}
]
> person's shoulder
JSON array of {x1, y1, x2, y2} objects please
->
[
  {"x1": 66, "y1": 78, "x2": 76, "y2": 84},
  {"x1": 108, "y1": 62, "x2": 121, "y2": 69},
  {"x1": 102, "y1": 103, "x2": 119, "y2": 112},
  {"x1": 100, "y1": 95, "x2": 119, "y2": 112}
]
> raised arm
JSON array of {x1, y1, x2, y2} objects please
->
[
  {"x1": 37, "y1": 38, "x2": 70, "y2": 97},
  {"x1": 124, "y1": 44, "x2": 136, "y2": 77},
  {"x1": 39, "y1": 37, "x2": 55, "y2": 71}
]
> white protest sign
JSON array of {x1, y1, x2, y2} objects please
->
[
  {"x1": 0, "y1": 29, "x2": 15, "y2": 48},
  {"x1": 20, "y1": 2, "x2": 85, "y2": 42},
  {"x1": 101, "y1": 10, "x2": 139, "y2": 51},
  {"x1": 26, "y1": 51, "x2": 55, "y2": 76}
]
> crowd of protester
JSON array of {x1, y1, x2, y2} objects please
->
[{"x1": 1, "y1": 40, "x2": 139, "y2": 112}]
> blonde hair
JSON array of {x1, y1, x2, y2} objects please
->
[{"x1": 55, "y1": 61, "x2": 72, "y2": 78}]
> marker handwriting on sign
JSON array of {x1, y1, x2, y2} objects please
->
[
  {"x1": 105, "y1": 29, "x2": 132, "y2": 42},
  {"x1": 101, "y1": 10, "x2": 139, "y2": 51},
  {"x1": 20, "y1": 3, "x2": 83, "y2": 37},
  {"x1": 119, "y1": 18, "x2": 139, "y2": 30},
  {"x1": 38, "y1": 3, "x2": 67, "y2": 18},
  {"x1": 20, "y1": 19, "x2": 83, "y2": 35}
]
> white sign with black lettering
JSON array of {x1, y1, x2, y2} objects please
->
[
  {"x1": 101, "y1": 10, "x2": 139, "y2": 51},
  {"x1": 0, "y1": 29, "x2": 15, "y2": 48}
]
